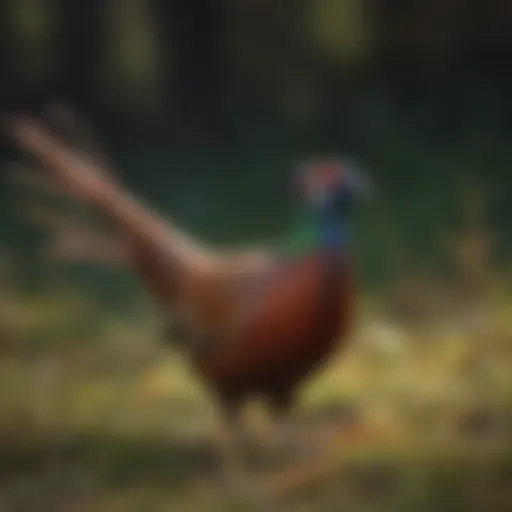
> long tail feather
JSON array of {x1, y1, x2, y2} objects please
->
[
  {"x1": 9, "y1": 113, "x2": 277, "y2": 346},
  {"x1": 10, "y1": 116, "x2": 217, "y2": 305}
]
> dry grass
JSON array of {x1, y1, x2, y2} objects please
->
[{"x1": 0, "y1": 286, "x2": 511, "y2": 511}]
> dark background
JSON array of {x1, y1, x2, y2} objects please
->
[{"x1": 1, "y1": 0, "x2": 510, "y2": 291}]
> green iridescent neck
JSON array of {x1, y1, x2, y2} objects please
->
[{"x1": 279, "y1": 208, "x2": 349, "y2": 257}]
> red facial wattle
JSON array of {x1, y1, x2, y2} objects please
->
[{"x1": 298, "y1": 160, "x2": 346, "y2": 202}]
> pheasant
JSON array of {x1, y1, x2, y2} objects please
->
[{"x1": 9, "y1": 112, "x2": 368, "y2": 496}]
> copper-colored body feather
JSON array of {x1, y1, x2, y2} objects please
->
[{"x1": 195, "y1": 251, "x2": 355, "y2": 402}]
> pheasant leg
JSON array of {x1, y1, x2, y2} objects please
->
[{"x1": 215, "y1": 402, "x2": 272, "y2": 509}]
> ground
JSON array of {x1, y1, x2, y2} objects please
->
[{"x1": 0, "y1": 290, "x2": 512, "y2": 510}]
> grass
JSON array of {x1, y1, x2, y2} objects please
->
[{"x1": 0, "y1": 289, "x2": 511, "y2": 510}]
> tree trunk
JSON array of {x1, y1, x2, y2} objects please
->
[
  {"x1": 151, "y1": 0, "x2": 227, "y2": 138},
  {"x1": 49, "y1": 0, "x2": 104, "y2": 115}
]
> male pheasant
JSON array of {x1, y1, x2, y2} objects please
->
[{"x1": 10, "y1": 114, "x2": 368, "y2": 495}]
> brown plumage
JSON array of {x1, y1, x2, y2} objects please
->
[{"x1": 9, "y1": 112, "x2": 363, "y2": 499}]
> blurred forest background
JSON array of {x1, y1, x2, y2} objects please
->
[{"x1": 0, "y1": 1, "x2": 512, "y2": 511}]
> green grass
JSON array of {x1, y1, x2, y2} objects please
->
[{"x1": 0, "y1": 290, "x2": 512, "y2": 510}]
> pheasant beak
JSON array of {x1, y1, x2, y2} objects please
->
[{"x1": 347, "y1": 166, "x2": 371, "y2": 200}]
